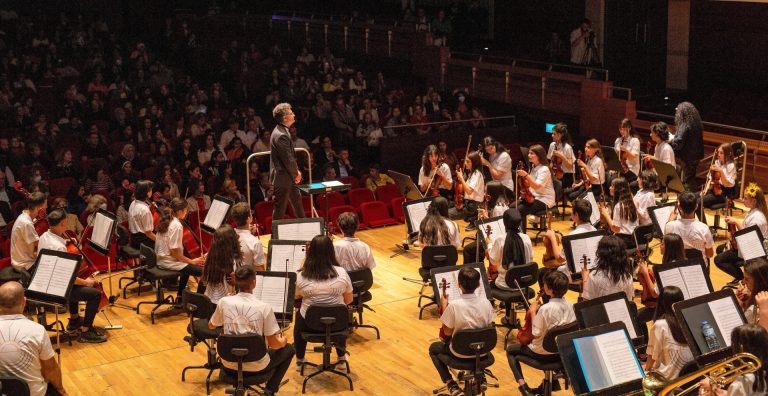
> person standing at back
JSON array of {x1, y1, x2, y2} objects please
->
[
  {"x1": 270, "y1": 103, "x2": 305, "y2": 221},
  {"x1": 669, "y1": 102, "x2": 704, "y2": 192}
]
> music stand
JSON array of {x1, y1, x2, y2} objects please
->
[
  {"x1": 652, "y1": 259, "x2": 713, "y2": 300},
  {"x1": 651, "y1": 158, "x2": 685, "y2": 195},
  {"x1": 563, "y1": 230, "x2": 605, "y2": 281},
  {"x1": 574, "y1": 291, "x2": 643, "y2": 347},
  {"x1": 388, "y1": 170, "x2": 424, "y2": 201},
  {"x1": 254, "y1": 271, "x2": 297, "y2": 329},
  {"x1": 394, "y1": 197, "x2": 435, "y2": 257},
  {"x1": 429, "y1": 262, "x2": 492, "y2": 301},
  {"x1": 201, "y1": 195, "x2": 235, "y2": 234},
  {"x1": 733, "y1": 225, "x2": 767, "y2": 261},
  {"x1": 82, "y1": 209, "x2": 124, "y2": 328},
  {"x1": 266, "y1": 240, "x2": 308, "y2": 273},
  {"x1": 600, "y1": 146, "x2": 623, "y2": 173},
  {"x1": 297, "y1": 182, "x2": 352, "y2": 236},
  {"x1": 271, "y1": 218, "x2": 324, "y2": 241}
]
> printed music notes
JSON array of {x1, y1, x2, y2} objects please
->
[
  {"x1": 734, "y1": 225, "x2": 767, "y2": 261},
  {"x1": 574, "y1": 329, "x2": 644, "y2": 392},
  {"x1": 203, "y1": 196, "x2": 233, "y2": 232},
  {"x1": 255, "y1": 275, "x2": 292, "y2": 315},
  {"x1": 604, "y1": 299, "x2": 637, "y2": 339},
  {"x1": 27, "y1": 250, "x2": 81, "y2": 303},
  {"x1": 479, "y1": 216, "x2": 505, "y2": 240},
  {"x1": 708, "y1": 297, "x2": 743, "y2": 348},
  {"x1": 272, "y1": 219, "x2": 323, "y2": 241},
  {"x1": 404, "y1": 198, "x2": 433, "y2": 234},
  {"x1": 656, "y1": 261, "x2": 713, "y2": 300},
  {"x1": 267, "y1": 241, "x2": 307, "y2": 273}
]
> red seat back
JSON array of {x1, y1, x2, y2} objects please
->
[
  {"x1": 49, "y1": 177, "x2": 76, "y2": 197},
  {"x1": 340, "y1": 176, "x2": 359, "y2": 188},
  {"x1": 347, "y1": 188, "x2": 375, "y2": 210},
  {"x1": 328, "y1": 205, "x2": 357, "y2": 233},
  {"x1": 375, "y1": 184, "x2": 402, "y2": 204},
  {"x1": 360, "y1": 201, "x2": 397, "y2": 227}
]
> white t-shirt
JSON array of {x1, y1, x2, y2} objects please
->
[
  {"x1": 587, "y1": 156, "x2": 606, "y2": 185},
  {"x1": 209, "y1": 292, "x2": 281, "y2": 372},
  {"x1": 665, "y1": 218, "x2": 714, "y2": 259},
  {"x1": 583, "y1": 268, "x2": 634, "y2": 301},
  {"x1": 235, "y1": 228, "x2": 265, "y2": 268},
  {"x1": 488, "y1": 232, "x2": 533, "y2": 290},
  {"x1": 333, "y1": 237, "x2": 376, "y2": 271},
  {"x1": 529, "y1": 165, "x2": 555, "y2": 208},
  {"x1": 489, "y1": 151, "x2": 515, "y2": 192},
  {"x1": 37, "y1": 231, "x2": 67, "y2": 252},
  {"x1": 418, "y1": 163, "x2": 453, "y2": 191},
  {"x1": 646, "y1": 319, "x2": 694, "y2": 380},
  {"x1": 0, "y1": 314, "x2": 56, "y2": 396},
  {"x1": 10, "y1": 212, "x2": 38, "y2": 270},
  {"x1": 743, "y1": 208, "x2": 768, "y2": 240},
  {"x1": 296, "y1": 266, "x2": 353, "y2": 317},
  {"x1": 128, "y1": 200, "x2": 153, "y2": 234},
  {"x1": 725, "y1": 374, "x2": 757, "y2": 396},
  {"x1": 444, "y1": 219, "x2": 461, "y2": 247},
  {"x1": 205, "y1": 281, "x2": 231, "y2": 304},
  {"x1": 547, "y1": 142, "x2": 576, "y2": 174},
  {"x1": 614, "y1": 136, "x2": 641, "y2": 176},
  {"x1": 464, "y1": 170, "x2": 485, "y2": 203},
  {"x1": 654, "y1": 141, "x2": 675, "y2": 167},
  {"x1": 156, "y1": 218, "x2": 186, "y2": 271},
  {"x1": 440, "y1": 294, "x2": 495, "y2": 358},
  {"x1": 530, "y1": 298, "x2": 576, "y2": 355},
  {"x1": 716, "y1": 160, "x2": 738, "y2": 188},
  {"x1": 634, "y1": 189, "x2": 656, "y2": 226},
  {"x1": 612, "y1": 203, "x2": 639, "y2": 235}
]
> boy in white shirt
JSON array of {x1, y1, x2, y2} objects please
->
[
  {"x1": 333, "y1": 212, "x2": 376, "y2": 271},
  {"x1": 10, "y1": 191, "x2": 46, "y2": 272},
  {"x1": 230, "y1": 203, "x2": 266, "y2": 270},
  {"x1": 665, "y1": 191, "x2": 714, "y2": 268}
]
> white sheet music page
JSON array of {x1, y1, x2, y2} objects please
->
[
  {"x1": 653, "y1": 205, "x2": 676, "y2": 234},
  {"x1": 28, "y1": 255, "x2": 58, "y2": 294},
  {"x1": 406, "y1": 202, "x2": 430, "y2": 232},
  {"x1": 277, "y1": 222, "x2": 321, "y2": 241},
  {"x1": 678, "y1": 265, "x2": 711, "y2": 298},
  {"x1": 570, "y1": 235, "x2": 601, "y2": 272},
  {"x1": 256, "y1": 276, "x2": 290, "y2": 314},
  {"x1": 91, "y1": 213, "x2": 112, "y2": 250},
  {"x1": 434, "y1": 268, "x2": 484, "y2": 301},
  {"x1": 658, "y1": 268, "x2": 689, "y2": 299},
  {"x1": 480, "y1": 218, "x2": 506, "y2": 240},
  {"x1": 204, "y1": 199, "x2": 229, "y2": 230},
  {"x1": 604, "y1": 299, "x2": 637, "y2": 339},
  {"x1": 708, "y1": 297, "x2": 744, "y2": 347},
  {"x1": 270, "y1": 244, "x2": 306, "y2": 273},
  {"x1": 321, "y1": 180, "x2": 344, "y2": 187},
  {"x1": 736, "y1": 230, "x2": 767, "y2": 261},
  {"x1": 597, "y1": 329, "x2": 644, "y2": 386},
  {"x1": 47, "y1": 257, "x2": 78, "y2": 297},
  {"x1": 584, "y1": 192, "x2": 601, "y2": 224}
]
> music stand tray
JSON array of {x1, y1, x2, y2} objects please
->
[
  {"x1": 600, "y1": 145, "x2": 623, "y2": 173},
  {"x1": 387, "y1": 170, "x2": 423, "y2": 201}
]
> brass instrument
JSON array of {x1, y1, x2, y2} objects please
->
[{"x1": 639, "y1": 352, "x2": 762, "y2": 396}]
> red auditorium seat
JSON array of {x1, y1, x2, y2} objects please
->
[
  {"x1": 254, "y1": 201, "x2": 275, "y2": 233},
  {"x1": 316, "y1": 192, "x2": 346, "y2": 218},
  {"x1": 328, "y1": 205, "x2": 366, "y2": 233},
  {"x1": 347, "y1": 188, "x2": 375, "y2": 212},
  {"x1": 375, "y1": 184, "x2": 402, "y2": 213},
  {"x1": 340, "y1": 176, "x2": 359, "y2": 189},
  {"x1": 360, "y1": 201, "x2": 398, "y2": 228},
  {"x1": 391, "y1": 196, "x2": 406, "y2": 223}
]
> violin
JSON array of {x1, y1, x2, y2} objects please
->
[
  {"x1": 516, "y1": 161, "x2": 534, "y2": 205},
  {"x1": 454, "y1": 136, "x2": 472, "y2": 210},
  {"x1": 438, "y1": 278, "x2": 450, "y2": 341},
  {"x1": 516, "y1": 289, "x2": 542, "y2": 345},
  {"x1": 643, "y1": 140, "x2": 655, "y2": 171},
  {"x1": 551, "y1": 143, "x2": 564, "y2": 180},
  {"x1": 428, "y1": 162, "x2": 445, "y2": 197},
  {"x1": 619, "y1": 137, "x2": 630, "y2": 173},
  {"x1": 577, "y1": 150, "x2": 591, "y2": 190},
  {"x1": 13, "y1": 182, "x2": 48, "y2": 234},
  {"x1": 703, "y1": 148, "x2": 722, "y2": 196},
  {"x1": 726, "y1": 198, "x2": 738, "y2": 251},
  {"x1": 485, "y1": 225, "x2": 498, "y2": 281},
  {"x1": 634, "y1": 234, "x2": 657, "y2": 309}
]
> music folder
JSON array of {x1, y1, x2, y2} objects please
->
[
  {"x1": 673, "y1": 289, "x2": 747, "y2": 365},
  {"x1": 271, "y1": 218, "x2": 324, "y2": 241},
  {"x1": 563, "y1": 230, "x2": 604, "y2": 281},
  {"x1": 254, "y1": 271, "x2": 296, "y2": 324},
  {"x1": 652, "y1": 259, "x2": 713, "y2": 300},
  {"x1": 734, "y1": 224, "x2": 767, "y2": 261},
  {"x1": 429, "y1": 262, "x2": 492, "y2": 302},
  {"x1": 648, "y1": 202, "x2": 677, "y2": 237},
  {"x1": 26, "y1": 249, "x2": 81, "y2": 306},
  {"x1": 89, "y1": 209, "x2": 117, "y2": 256},
  {"x1": 403, "y1": 197, "x2": 435, "y2": 235},
  {"x1": 557, "y1": 322, "x2": 644, "y2": 396},
  {"x1": 267, "y1": 240, "x2": 308, "y2": 273},
  {"x1": 600, "y1": 145, "x2": 623, "y2": 173},
  {"x1": 202, "y1": 195, "x2": 234, "y2": 233},
  {"x1": 574, "y1": 292, "x2": 642, "y2": 346}
]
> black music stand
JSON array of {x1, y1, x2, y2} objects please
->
[
  {"x1": 394, "y1": 197, "x2": 435, "y2": 257},
  {"x1": 201, "y1": 195, "x2": 235, "y2": 234},
  {"x1": 388, "y1": 170, "x2": 423, "y2": 201},
  {"x1": 297, "y1": 182, "x2": 352, "y2": 236},
  {"x1": 83, "y1": 209, "x2": 124, "y2": 328},
  {"x1": 563, "y1": 230, "x2": 605, "y2": 281},
  {"x1": 650, "y1": 158, "x2": 685, "y2": 197},
  {"x1": 574, "y1": 291, "x2": 644, "y2": 348},
  {"x1": 600, "y1": 145, "x2": 623, "y2": 174}
]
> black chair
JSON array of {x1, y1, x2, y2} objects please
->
[
  {"x1": 684, "y1": 248, "x2": 709, "y2": 275},
  {"x1": 415, "y1": 245, "x2": 458, "y2": 320},
  {"x1": 135, "y1": 244, "x2": 182, "y2": 324},
  {"x1": 710, "y1": 141, "x2": 746, "y2": 232},
  {"x1": 433, "y1": 327, "x2": 498, "y2": 396},
  {"x1": 180, "y1": 289, "x2": 221, "y2": 395},
  {"x1": 491, "y1": 262, "x2": 538, "y2": 348},
  {"x1": 116, "y1": 224, "x2": 142, "y2": 291},
  {"x1": 513, "y1": 321, "x2": 580, "y2": 396},
  {"x1": 299, "y1": 304, "x2": 353, "y2": 393},
  {"x1": 217, "y1": 333, "x2": 274, "y2": 396},
  {"x1": 0, "y1": 377, "x2": 30, "y2": 396},
  {"x1": 347, "y1": 268, "x2": 380, "y2": 339}
]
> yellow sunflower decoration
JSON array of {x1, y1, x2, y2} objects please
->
[{"x1": 745, "y1": 182, "x2": 759, "y2": 198}]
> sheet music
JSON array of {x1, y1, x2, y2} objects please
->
[
  {"x1": 708, "y1": 297, "x2": 743, "y2": 347},
  {"x1": 570, "y1": 235, "x2": 601, "y2": 272},
  {"x1": 91, "y1": 213, "x2": 112, "y2": 250},
  {"x1": 678, "y1": 265, "x2": 711, "y2": 298},
  {"x1": 204, "y1": 199, "x2": 229, "y2": 229},
  {"x1": 276, "y1": 222, "x2": 321, "y2": 241},
  {"x1": 270, "y1": 244, "x2": 306, "y2": 273},
  {"x1": 27, "y1": 255, "x2": 57, "y2": 294},
  {"x1": 256, "y1": 275, "x2": 290, "y2": 314},
  {"x1": 604, "y1": 299, "x2": 637, "y2": 339},
  {"x1": 597, "y1": 329, "x2": 644, "y2": 386},
  {"x1": 321, "y1": 180, "x2": 344, "y2": 187},
  {"x1": 406, "y1": 201, "x2": 430, "y2": 232},
  {"x1": 479, "y1": 218, "x2": 506, "y2": 240},
  {"x1": 653, "y1": 205, "x2": 676, "y2": 234},
  {"x1": 584, "y1": 192, "x2": 601, "y2": 224},
  {"x1": 658, "y1": 267, "x2": 689, "y2": 298},
  {"x1": 28, "y1": 255, "x2": 78, "y2": 297},
  {"x1": 736, "y1": 230, "x2": 767, "y2": 261},
  {"x1": 434, "y1": 268, "x2": 484, "y2": 301}
]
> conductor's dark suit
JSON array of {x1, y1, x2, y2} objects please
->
[{"x1": 270, "y1": 124, "x2": 305, "y2": 220}]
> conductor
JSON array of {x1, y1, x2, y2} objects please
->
[{"x1": 270, "y1": 103, "x2": 306, "y2": 220}]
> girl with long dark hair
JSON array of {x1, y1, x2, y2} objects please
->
[
  {"x1": 614, "y1": 118, "x2": 641, "y2": 184},
  {"x1": 488, "y1": 209, "x2": 532, "y2": 293},
  {"x1": 418, "y1": 144, "x2": 453, "y2": 200},
  {"x1": 455, "y1": 151, "x2": 485, "y2": 231},
  {"x1": 645, "y1": 286, "x2": 694, "y2": 380},
  {"x1": 702, "y1": 142, "x2": 738, "y2": 209},
  {"x1": 571, "y1": 138, "x2": 606, "y2": 201},
  {"x1": 202, "y1": 225, "x2": 242, "y2": 303},
  {"x1": 155, "y1": 197, "x2": 205, "y2": 302},
  {"x1": 598, "y1": 177, "x2": 638, "y2": 248},
  {"x1": 419, "y1": 196, "x2": 459, "y2": 247},
  {"x1": 582, "y1": 235, "x2": 633, "y2": 301},
  {"x1": 515, "y1": 144, "x2": 555, "y2": 233},
  {"x1": 637, "y1": 234, "x2": 687, "y2": 324},
  {"x1": 738, "y1": 257, "x2": 768, "y2": 325},
  {"x1": 480, "y1": 136, "x2": 514, "y2": 194}
]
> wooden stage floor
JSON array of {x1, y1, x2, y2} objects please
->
[{"x1": 57, "y1": 208, "x2": 737, "y2": 395}]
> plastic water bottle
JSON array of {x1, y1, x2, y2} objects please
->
[{"x1": 701, "y1": 320, "x2": 720, "y2": 351}]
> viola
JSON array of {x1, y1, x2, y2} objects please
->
[
  {"x1": 643, "y1": 140, "x2": 655, "y2": 171},
  {"x1": 726, "y1": 198, "x2": 738, "y2": 251},
  {"x1": 516, "y1": 289, "x2": 542, "y2": 345},
  {"x1": 149, "y1": 200, "x2": 161, "y2": 228},
  {"x1": 516, "y1": 161, "x2": 534, "y2": 205},
  {"x1": 577, "y1": 150, "x2": 591, "y2": 190},
  {"x1": 552, "y1": 155, "x2": 564, "y2": 180},
  {"x1": 438, "y1": 278, "x2": 449, "y2": 341},
  {"x1": 619, "y1": 137, "x2": 630, "y2": 173},
  {"x1": 429, "y1": 162, "x2": 445, "y2": 197},
  {"x1": 485, "y1": 225, "x2": 498, "y2": 281},
  {"x1": 712, "y1": 169, "x2": 723, "y2": 196},
  {"x1": 541, "y1": 222, "x2": 560, "y2": 268},
  {"x1": 636, "y1": 247, "x2": 657, "y2": 309},
  {"x1": 454, "y1": 164, "x2": 465, "y2": 210}
]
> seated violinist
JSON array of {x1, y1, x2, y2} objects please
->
[
  {"x1": 38, "y1": 209, "x2": 107, "y2": 343},
  {"x1": 418, "y1": 144, "x2": 453, "y2": 200},
  {"x1": 598, "y1": 177, "x2": 639, "y2": 249},
  {"x1": 701, "y1": 142, "x2": 738, "y2": 209},
  {"x1": 541, "y1": 199, "x2": 596, "y2": 285},
  {"x1": 515, "y1": 145, "x2": 555, "y2": 233},
  {"x1": 428, "y1": 266, "x2": 495, "y2": 396}
]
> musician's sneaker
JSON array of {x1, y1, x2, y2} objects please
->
[
  {"x1": 78, "y1": 328, "x2": 107, "y2": 343},
  {"x1": 66, "y1": 317, "x2": 83, "y2": 332},
  {"x1": 446, "y1": 380, "x2": 462, "y2": 396}
]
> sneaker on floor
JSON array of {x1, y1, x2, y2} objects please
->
[
  {"x1": 295, "y1": 359, "x2": 305, "y2": 372},
  {"x1": 78, "y1": 329, "x2": 107, "y2": 343},
  {"x1": 446, "y1": 380, "x2": 462, "y2": 396},
  {"x1": 66, "y1": 317, "x2": 83, "y2": 332}
]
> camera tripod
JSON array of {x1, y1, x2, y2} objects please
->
[{"x1": 580, "y1": 34, "x2": 601, "y2": 66}]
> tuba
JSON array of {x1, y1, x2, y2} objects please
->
[{"x1": 640, "y1": 352, "x2": 761, "y2": 396}]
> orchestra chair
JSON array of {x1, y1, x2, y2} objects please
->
[
  {"x1": 407, "y1": 245, "x2": 458, "y2": 319},
  {"x1": 491, "y1": 262, "x2": 538, "y2": 348},
  {"x1": 432, "y1": 327, "x2": 499, "y2": 396},
  {"x1": 116, "y1": 224, "x2": 142, "y2": 290},
  {"x1": 135, "y1": 244, "x2": 183, "y2": 324},
  {"x1": 710, "y1": 140, "x2": 746, "y2": 234},
  {"x1": 0, "y1": 377, "x2": 30, "y2": 396},
  {"x1": 511, "y1": 321, "x2": 579, "y2": 396},
  {"x1": 339, "y1": 176, "x2": 359, "y2": 189},
  {"x1": 299, "y1": 304, "x2": 353, "y2": 393},
  {"x1": 0, "y1": 257, "x2": 22, "y2": 284},
  {"x1": 347, "y1": 268, "x2": 380, "y2": 339},
  {"x1": 180, "y1": 289, "x2": 221, "y2": 395},
  {"x1": 217, "y1": 333, "x2": 275, "y2": 396}
]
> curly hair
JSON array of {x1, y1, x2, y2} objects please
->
[
  {"x1": 203, "y1": 225, "x2": 242, "y2": 285},
  {"x1": 674, "y1": 102, "x2": 703, "y2": 138},
  {"x1": 592, "y1": 235, "x2": 632, "y2": 283}
]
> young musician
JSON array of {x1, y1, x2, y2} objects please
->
[
  {"x1": 333, "y1": 212, "x2": 376, "y2": 271},
  {"x1": 294, "y1": 235, "x2": 353, "y2": 369},
  {"x1": 515, "y1": 145, "x2": 555, "y2": 233},
  {"x1": 128, "y1": 180, "x2": 156, "y2": 249},
  {"x1": 598, "y1": 177, "x2": 639, "y2": 248},
  {"x1": 571, "y1": 139, "x2": 606, "y2": 201},
  {"x1": 463, "y1": 181, "x2": 510, "y2": 264},
  {"x1": 702, "y1": 142, "x2": 738, "y2": 209},
  {"x1": 429, "y1": 266, "x2": 495, "y2": 396},
  {"x1": 507, "y1": 271, "x2": 575, "y2": 396},
  {"x1": 645, "y1": 286, "x2": 694, "y2": 380},
  {"x1": 699, "y1": 324, "x2": 768, "y2": 396},
  {"x1": 582, "y1": 235, "x2": 634, "y2": 301},
  {"x1": 738, "y1": 258, "x2": 768, "y2": 325},
  {"x1": 546, "y1": 123, "x2": 576, "y2": 190},
  {"x1": 614, "y1": 118, "x2": 641, "y2": 184},
  {"x1": 542, "y1": 199, "x2": 597, "y2": 282},
  {"x1": 419, "y1": 197, "x2": 460, "y2": 248},
  {"x1": 488, "y1": 209, "x2": 532, "y2": 294},
  {"x1": 38, "y1": 209, "x2": 107, "y2": 343},
  {"x1": 665, "y1": 191, "x2": 714, "y2": 266},
  {"x1": 10, "y1": 191, "x2": 46, "y2": 272},
  {"x1": 716, "y1": 183, "x2": 768, "y2": 287},
  {"x1": 481, "y1": 136, "x2": 514, "y2": 194},
  {"x1": 155, "y1": 198, "x2": 205, "y2": 304},
  {"x1": 455, "y1": 152, "x2": 485, "y2": 231},
  {"x1": 634, "y1": 170, "x2": 658, "y2": 226},
  {"x1": 202, "y1": 226, "x2": 242, "y2": 303},
  {"x1": 209, "y1": 265, "x2": 295, "y2": 396},
  {"x1": 637, "y1": 234, "x2": 687, "y2": 324},
  {"x1": 418, "y1": 144, "x2": 453, "y2": 200},
  {"x1": 642, "y1": 122, "x2": 675, "y2": 167},
  {"x1": 230, "y1": 203, "x2": 266, "y2": 270}
]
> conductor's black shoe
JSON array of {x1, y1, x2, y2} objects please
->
[
  {"x1": 66, "y1": 317, "x2": 83, "y2": 332},
  {"x1": 78, "y1": 329, "x2": 107, "y2": 343}
]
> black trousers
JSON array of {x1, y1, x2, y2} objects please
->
[
  {"x1": 516, "y1": 199, "x2": 547, "y2": 233},
  {"x1": 682, "y1": 160, "x2": 700, "y2": 192},
  {"x1": 507, "y1": 343, "x2": 559, "y2": 383},
  {"x1": 463, "y1": 199, "x2": 480, "y2": 226},
  {"x1": 222, "y1": 344, "x2": 296, "y2": 393},
  {"x1": 462, "y1": 240, "x2": 485, "y2": 264},
  {"x1": 714, "y1": 244, "x2": 743, "y2": 280},
  {"x1": 702, "y1": 187, "x2": 735, "y2": 209},
  {"x1": 429, "y1": 339, "x2": 454, "y2": 382},
  {"x1": 131, "y1": 232, "x2": 154, "y2": 250},
  {"x1": 69, "y1": 285, "x2": 102, "y2": 327},
  {"x1": 294, "y1": 312, "x2": 347, "y2": 359},
  {"x1": 273, "y1": 181, "x2": 305, "y2": 221},
  {"x1": 568, "y1": 183, "x2": 603, "y2": 203},
  {"x1": 177, "y1": 264, "x2": 204, "y2": 297}
]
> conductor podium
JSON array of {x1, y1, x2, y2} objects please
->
[{"x1": 297, "y1": 181, "x2": 352, "y2": 235}]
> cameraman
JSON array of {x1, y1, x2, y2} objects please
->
[{"x1": 570, "y1": 18, "x2": 593, "y2": 65}]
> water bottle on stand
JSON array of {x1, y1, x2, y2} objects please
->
[{"x1": 701, "y1": 320, "x2": 720, "y2": 352}]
